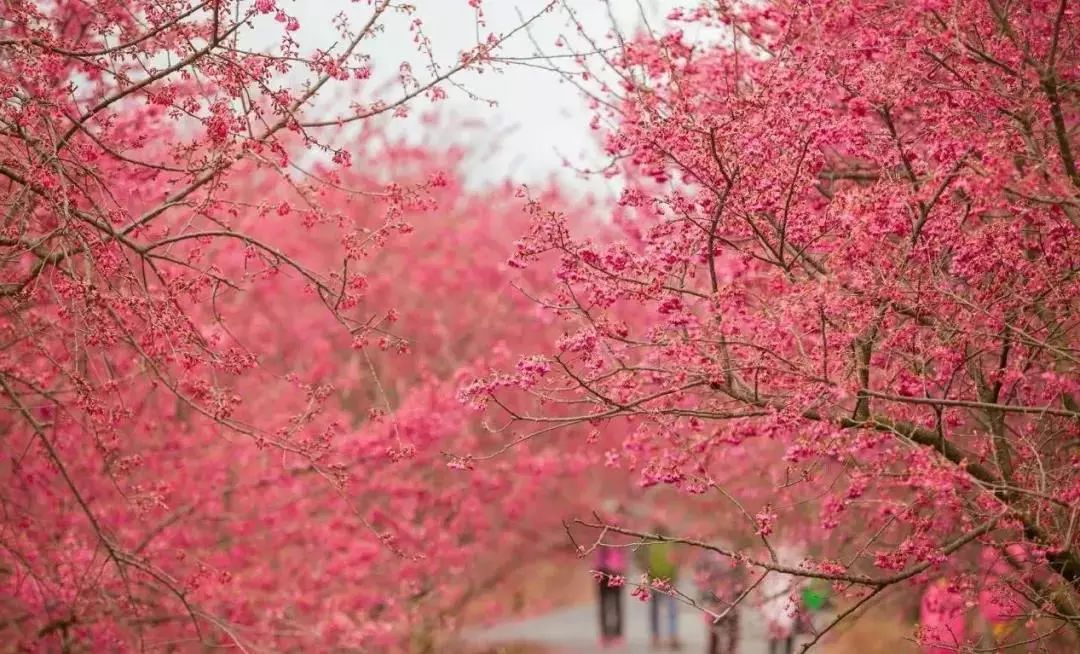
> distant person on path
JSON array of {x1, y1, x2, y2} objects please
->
[
  {"x1": 695, "y1": 550, "x2": 746, "y2": 654},
  {"x1": 595, "y1": 542, "x2": 627, "y2": 647},
  {"x1": 919, "y1": 577, "x2": 966, "y2": 654},
  {"x1": 976, "y1": 545, "x2": 1027, "y2": 649},
  {"x1": 760, "y1": 571, "x2": 796, "y2": 654},
  {"x1": 795, "y1": 578, "x2": 830, "y2": 637},
  {"x1": 638, "y1": 524, "x2": 682, "y2": 650}
]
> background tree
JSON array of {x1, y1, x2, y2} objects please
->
[
  {"x1": 468, "y1": 0, "x2": 1080, "y2": 649},
  {"x1": 0, "y1": 1, "x2": 600, "y2": 650}
]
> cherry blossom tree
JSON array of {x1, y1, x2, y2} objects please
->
[
  {"x1": 0, "y1": 0, "x2": 597, "y2": 650},
  {"x1": 4, "y1": 0, "x2": 1077, "y2": 650},
  {"x1": 467, "y1": 0, "x2": 1079, "y2": 648}
]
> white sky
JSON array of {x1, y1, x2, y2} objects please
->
[{"x1": 263, "y1": 0, "x2": 686, "y2": 195}]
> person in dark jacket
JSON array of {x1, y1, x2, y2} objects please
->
[{"x1": 595, "y1": 543, "x2": 627, "y2": 646}]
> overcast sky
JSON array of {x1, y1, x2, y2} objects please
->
[{"x1": 259, "y1": 1, "x2": 685, "y2": 195}]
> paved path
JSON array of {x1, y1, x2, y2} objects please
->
[{"x1": 471, "y1": 572, "x2": 820, "y2": 654}]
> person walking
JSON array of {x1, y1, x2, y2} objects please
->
[
  {"x1": 640, "y1": 525, "x2": 682, "y2": 650},
  {"x1": 795, "y1": 578, "x2": 830, "y2": 637},
  {"x1": 976, "y1": 545, "x2": 1028, "y2": 650},
  {"x1": 760, "y1": 571, "x2": 796, "y2": 654},
  {"x1": 919, "y1": 577, "x2": 966, "y2": 654},
  {"x1": 595, "y1": 543, "x2": 627, "y2": 647},
  {"x1": 695, "y1": 550, "x2": 745, "y2": 654},
  {"x1": 759, "y1": 542, "x2": 812, "y2": 654}
]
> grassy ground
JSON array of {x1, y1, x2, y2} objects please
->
[
  {"x1": 817, "y1": 596, "x2": 1078, "y2": 653},
  {"x1": 814, "y1": 591, "x2": 920, "y2": 654},
  {"x1": 468, "y1": 644, "x2": 552, "y2": 654},
  {"x1": 821, "y1": 614, "x2": 919, "y2": 654},
  {"x1": 460, "y1": 555, "x2": 593, "y2": 626}
]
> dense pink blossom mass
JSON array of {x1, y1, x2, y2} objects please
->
[{"x1": 0, "y1": 0, "x2": 1077, "y2": 651}]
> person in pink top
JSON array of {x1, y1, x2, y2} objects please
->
[
  {"x1": 977, "y1": 545, "x2": 1028, "y2": 646},
  {"x1": 919, "y1": 577, "x2": 966, "y2": 654},
  {"x1": 595, "y1": 543, "x2": 627, "y2": 646}
]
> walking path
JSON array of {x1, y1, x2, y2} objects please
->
[{"x1": 470, "y1": 573, "x2": 820, "y2": 654}]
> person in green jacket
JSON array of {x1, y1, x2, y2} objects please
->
[
  {"x1": 796, "y1": 579, "x2": 830, "y2": 636},
  {"x1": 641, "y1": 524, "x2": 681, "y2": 650}
]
